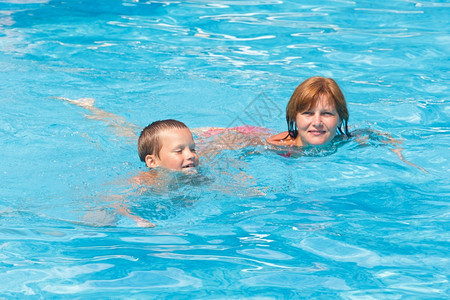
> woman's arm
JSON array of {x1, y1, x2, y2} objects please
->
[
  {"x1": 389, "y1": 146, "x2": 428, "y2": 173},
  {"x1": 380, "y1": 136, "x2": 429, "y2": 174},
  {"x1": 356, "y1": 129, "x2": 428, "y2": 174}
]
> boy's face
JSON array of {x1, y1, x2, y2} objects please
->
[{"x1": 146, "y1": 128, "x2": 199, "y2": 171}]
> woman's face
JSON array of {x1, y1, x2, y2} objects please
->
[{"x1": 294, "y1": 94, "x2": 340, "y2": 146}]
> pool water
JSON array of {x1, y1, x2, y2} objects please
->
[{"x1": 1, "y1": 0, "x2": 449, "y2": 298}]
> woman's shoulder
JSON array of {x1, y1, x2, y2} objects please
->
[{"x1": 266, "y1": 131, "x2": 295, "y2": 146}]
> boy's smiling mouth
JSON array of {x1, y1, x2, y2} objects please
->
[{"x1": 182, "y1": 163, "x2": 195, "y2": 169}]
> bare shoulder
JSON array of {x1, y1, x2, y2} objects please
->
[
  {"x1": 131, "y1": 171, "x2": 157, "y2": 186},
  {"x1": 266, "y1": 131, "x2": 294, "y2": 146}
]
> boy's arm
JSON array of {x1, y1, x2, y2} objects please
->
[
  {"x1": 117, "y1": 205, "x2": 156, "y2": 228},
  {"x1": 112, "y1": 194, "x2": 156, "y2": 228}
]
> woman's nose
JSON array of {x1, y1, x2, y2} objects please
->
[{"x1": 312, "y1": 113, "x2": 322, "y2": 125}]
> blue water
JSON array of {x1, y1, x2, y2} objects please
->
[{"x1": 1, "y1": 0, "x2": 449, "y2": 298}]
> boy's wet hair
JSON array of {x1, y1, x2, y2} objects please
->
[
  {"x1": 286, "y1": 76, "x2": 350, "y2": 138},
  {"x1": 138, "y1": 119, "x2": 188, "y2": 161}
]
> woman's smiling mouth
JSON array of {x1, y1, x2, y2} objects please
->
[{"x1": 308, "y1": 130, "x2": 326, "y2": 135}]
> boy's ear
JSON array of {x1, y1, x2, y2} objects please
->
[{"x1": 145, "y1": 154, "x2": 158, "y2": 168}]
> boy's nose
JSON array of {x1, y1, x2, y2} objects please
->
[{"x1": 185, "y1": 149, "x2": 195, "y2": 160}]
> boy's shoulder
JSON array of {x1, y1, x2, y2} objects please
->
[{"x1": 131, "y1": 171, "x2": 157, "y2": 186}]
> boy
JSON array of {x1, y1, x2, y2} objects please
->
[
  {"x1": 138, "y1": 119, "x2": 199, "y2": 171},
  {"x1": 119, "y1": 120, "x2": 200, "y2": 227},
  {"x1": 56, "y1": 97, "x2": 200, "y2": 227}
]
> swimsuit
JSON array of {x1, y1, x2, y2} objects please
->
[{"x1": 198, "y1": 125, "x2": 271, "y2": 138}]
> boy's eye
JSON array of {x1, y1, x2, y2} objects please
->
[{"x1": 302, "y1": 111, "x2": 313, "y2": 115}]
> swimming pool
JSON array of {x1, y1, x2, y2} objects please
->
[{"x1": 1, "y1": 0, "x2": 449, "y2": 298}]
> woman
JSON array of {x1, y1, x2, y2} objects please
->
[
  {"x1": 267, "y1": 76, "x2": 350, "y2": 147},
  {"x1": 265, "y1": 76, "x2": 425, "y2": 172}
]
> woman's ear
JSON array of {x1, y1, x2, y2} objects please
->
[{"x1": 145, "y1": 154, "x2": 158, "y2": 168}]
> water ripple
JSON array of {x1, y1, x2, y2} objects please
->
[
  {"x1": 354, "y1": 8, "x2": 424, "y2": 14},
  {"x1": 42, "y1": 268, "x2": 202, "y2": 293}
]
